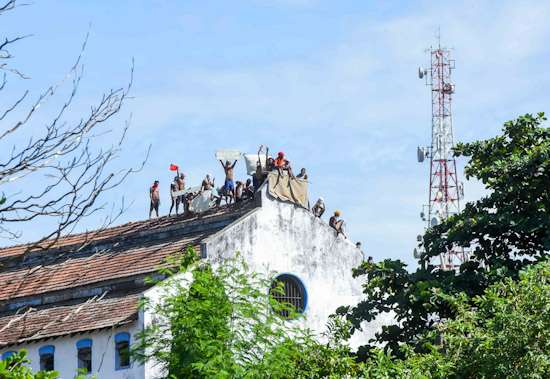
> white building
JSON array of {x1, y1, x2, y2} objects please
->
[{"x1": 0, "y1": 179, "x2": 377, "y2": 378}]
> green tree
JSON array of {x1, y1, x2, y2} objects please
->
[
  {"x1": 133, "y1": 247, "x2": 361, "y2": 379},
  {"x1": 0, "y1": 351, "x2": 57, "y2": 379},
  {"x1": 362, "y1": 260, "x2": 550, "y2": 379},
  {"x1": 338, "y1": 113, "x2": 550, "y2": 356}
]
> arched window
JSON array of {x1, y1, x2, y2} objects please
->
[
  {"x1": 1, "y1": 351, "x2": 16, "y2": 361},
  {"x1": 269, "y1": 274, "x2": 307, "y2": 318},
  {"x1": 76, "y1": 339, "x2": 92, "y2": 373},
  {"x1": 115, "y1": 332, "x2": 130, "y2": 370},
  {"x1": 39, "y1": 345, "x2": 55, "y2": 371}
]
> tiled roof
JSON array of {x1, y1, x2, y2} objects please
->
[
  {"x1": 0, "y1": 204, "x2": 248, "y2": 259},
  {"x1": 0, "y1": 203, "x2": 254, "y2": 304},
  {"x1": 0, "y1": 293, "x2": 140, "y2": 347},
  {"x1": 0, "y1": 233, "x2": 203, "y2": 302}
]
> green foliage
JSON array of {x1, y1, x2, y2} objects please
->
[
  {"x1": 339, "y1": 113, "x2": 550, "y2": 355},
  {"x1": 0, "y1": 351, "x2": 58, "y2": 379},
  {"x1": 133, "y1": 247, "x2": 361, "y2": 378},
  {"x1": 362, "y1": 260, "x2": 550, "y2": 379}
]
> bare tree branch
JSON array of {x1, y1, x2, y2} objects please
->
[{"x1": 0, "y1": 1, "x2": 150, "y2": 249}]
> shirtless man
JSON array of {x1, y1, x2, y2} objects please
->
[
  {"x1": 244, "y1": 178, "x2": 254, "y2": 199},
  {"x1": 235, "y1": 181, "x2": 244, "y2": 202},
  {"x1": 201, "y1": 174, "x2": 214, "y2": 192},
  {"x1": 169, "y1": 179, "x2": 180, "y2": 216},
  {"x1": 329, "y1": 210, "x2": 346, "y2": 238},
  {"x1": 149, "y1": 180, "x2": 160, "y2": 218},
  {"x1": 219, "y1": 159, "x2": 237, "y2": 200},
  {"x1": 176, "y1": 172, "x2": 186, "y2": 214}
]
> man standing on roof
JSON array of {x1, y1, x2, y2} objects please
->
[
  {"x1": 149, "y1": 180, "x2": 160, "y2": 219},
  {"x1": 219, "y1": 159, "x2": 237, "y2": 200},
  {"x1": 176, "y1": 172, "x2": 186, "y2": 214},
  {"x1": 169, "y1": 178, "x2": 180, "y2": 216}
]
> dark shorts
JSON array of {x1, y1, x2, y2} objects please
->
[
  {"x1": 150, "y1": 200, "x2": 159, "y2": 211},
  {"x1": 224, "y1": 179, "x2": 234, "y2": 192}
]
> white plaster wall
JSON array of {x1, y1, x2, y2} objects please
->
[
  {"x1": 204, "y1": 187, "x2": 386, "y2": 347},
  {"x1": 0, "y1": 322, "x2": 144, "y2": 379},
  {"x1": 141, "y1": 271, "x2": 194, "y2": 379}
]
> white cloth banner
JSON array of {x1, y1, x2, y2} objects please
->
[
  {"x1": 243, "y1": 154, "x2": 267, "y2": 176},
  {"x1": 189, "y1": 190, "x2": 215, "y2": 213},
  {"x1": 215, "y1": 149, "x2": 241, "y2": 162}
]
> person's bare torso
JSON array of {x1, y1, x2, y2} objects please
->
[
  {"x1": 225, "y1": 166, "x2": 234, "y2": 181},
  {"x1": 177, "y1": 178, "x2": 185, "y2": 190},
  {"x1": 202, "y1": 179, "x2": 213, "y2": 190},
  {"x1": 151, "y1": 187, "x2": 160, "y2": 202}
]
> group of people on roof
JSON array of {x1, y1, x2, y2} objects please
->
[
  {"x1": 149, "y1": 147, "x2": 345, "y2": 236},
  {"x1": 148, "y1": 147, "x2": 307, "y2": 219}
]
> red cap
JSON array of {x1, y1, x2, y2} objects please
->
[{"x1": 277, "y1": 151, "x2": 284, "y2": 157}]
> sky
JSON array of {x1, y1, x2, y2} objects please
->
[{"x1": 1, "y1": 0, "x2": 550, "y2": 266}]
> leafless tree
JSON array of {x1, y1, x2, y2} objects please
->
[{"x1": 0, "y1": 0, "x2": 149, "y2": 249}]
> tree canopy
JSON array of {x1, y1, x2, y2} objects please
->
[{"x1": 338, "y1": 113, "x2": 550, "y2": 356}]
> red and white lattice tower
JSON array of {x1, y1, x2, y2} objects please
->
[{"x1": 416, "y1": 40, "x2": 467, "y2": 271}]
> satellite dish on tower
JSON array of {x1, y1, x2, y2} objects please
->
[
  {"x1": 418, "y1": 67, "x2": 427, "y2": 79},
  {"x1": 417, "y1": 146, "x2": 425, "y2": 162}
]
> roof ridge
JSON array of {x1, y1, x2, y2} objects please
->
[{"x1": 0, "y1": 201, "x2": 256, "y2": 258}]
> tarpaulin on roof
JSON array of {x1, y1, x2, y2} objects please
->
[{"x1": 267, "y1": 171, "x2": 308, "y2": 208}]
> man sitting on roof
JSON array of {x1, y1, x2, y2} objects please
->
[
  {"x1": 296, "y1": 167, "x2": 308, "y2": 180},
  {"x1": 312, "y1": 197, "x2": 325, "y2": 217},
  {"x1": 329, "y1": 210, "x2": 346, "y2": 238},
  {"x1": 274, "y1": 151, "x2": 294, "y2": 178}
]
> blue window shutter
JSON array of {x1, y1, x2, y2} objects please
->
[
  {"x1": 2, "y1": 351, "x2": 16, "y2": 360},
  {"x1": 39, "y1": 345, "x2": 55, "y2": 355},
  {"x1": 115, "y1": 332, "x2": 131, "y2": 370},
  {"x1": 76, "y1": 339, "x2": 93, "y2": 349},
  {"x1": 114, "y1": 332, "x2": 130, "y2": 343}
]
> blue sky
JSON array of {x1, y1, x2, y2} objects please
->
[{"x1": 2, "y1": 0, "x2": 550, "y2": 265}]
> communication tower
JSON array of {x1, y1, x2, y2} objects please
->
[{"x1": 415, "y1": 38, "x2": 468, "y2": 271}]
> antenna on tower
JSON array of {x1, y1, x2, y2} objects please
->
[{"x1": 414, "y1": 37, "x2": 469, "y2": 271}]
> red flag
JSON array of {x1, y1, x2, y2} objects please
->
[{"x1": 169, "y1": 164, "x2": 179, "y2": 171}]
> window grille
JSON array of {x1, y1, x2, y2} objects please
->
[
  {"x1": 115, "y1": 332, "x2": 131, "y2": 370},
  {"x1": 76, "y1": 339, "x2": 92, "y2": 373},
  {"x1": 39, "y1": 345, "x2": 55, "y2": 371},
  {"x1": 270, "y1": 274, "x2": 306, "y2": 318}
]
